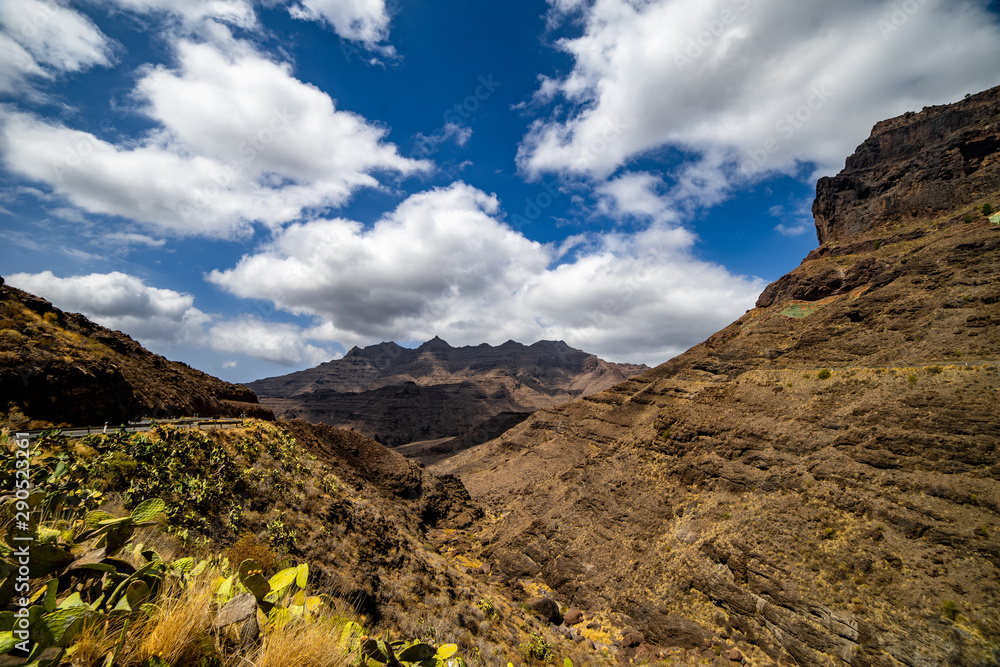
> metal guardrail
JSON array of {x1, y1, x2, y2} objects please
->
[{"x1": 18, "y1": 417, "x2": 246, "y2": 439}]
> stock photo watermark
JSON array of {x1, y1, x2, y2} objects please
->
[
  {"x1": 413, "y1": 74, "x2": 502, "y2": 159},
  {"x1": 10, "y1": 432, "x2": 33, "y2": 654},
  {"x1": 739, "y1": 82, "x2": 834, "y2": 176},
  {"x1": 878, "y1": 0, "x2": 929, "y2": 38},
  {"x1": 178, "y1": 107, "x2": 293, "y2": 221},
  {"x1": 673, "y1": 0, "x2": 755, "y2": 72}
]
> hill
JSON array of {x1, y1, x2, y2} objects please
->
[
  {"x1": 434, "y1": 87, "x2": 1000, "y2": 664},
  {"x1": 247, "y1": 337, "x2": 647, "y2": 450},
  {"x1": 0, "y1": 279, "x2": 272, "y2": 428}
]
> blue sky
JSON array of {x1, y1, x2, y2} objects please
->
[{"x1": 2, "y1": 0, "x2": 1000, "y2": 383}]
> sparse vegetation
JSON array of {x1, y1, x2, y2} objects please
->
[
  {"x1": 817, "y1": 369, "x2": 832, "y2": 380},
  {"x1": 477, "y1": 598, "x2": 500, "y2": 621},
  {"x1": 522, "y1": 633, "x2": 554, "y2": 661}
]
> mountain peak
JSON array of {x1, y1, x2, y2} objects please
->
[{"x1": 417, "y1": 335, "x2": 453, "y2": 351}]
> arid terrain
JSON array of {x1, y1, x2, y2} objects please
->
[
  {"x1": 247, "y1": 338, "x2": 646, "y2": 449},
  {"x1": 0, "y1": 280, "x2": 272, "y2": 427},
  {"x1": 434, "y1": 86, "x2": 1000, "y2": 665},
  {"x1": 1, "y1": 87, "x2": 999, "y2": 667}
]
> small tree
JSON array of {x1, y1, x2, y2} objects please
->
[{"x1": 983, "y1": 203, "x2": 995, "y2": 216}]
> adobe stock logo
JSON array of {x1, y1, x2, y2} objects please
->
[
  {"x1": 739, "y1": 83, "x2": 834, "y2": 177},
  {"x1": 672, "y1": 0, "x2": 755, "y2": 72},
  {"x1": 878, "y1": 0, "x2": 929, "y2": 38}
]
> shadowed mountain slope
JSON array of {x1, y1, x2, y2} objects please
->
[
  {"x1": 0, "y1": 279, "x2": 273, "y2": 427},
  {"x1": 435, "y1": 87, "x2": 1000, "y2": 666},
  {"x1": 247, "y1": 338, "x2": 647, "y2": 447}
]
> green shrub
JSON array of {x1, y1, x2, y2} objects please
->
[
  {"x1": 964, "y1": 214, "x2": 973, "y2": 223},
  {"x1": 522, "y1": 634, "x2": 553, "y2": 661},
  {"x1": 267, "y1": 514, "x2": 298, "y2": 552},
  {"x1": 476, "y1": 597, "x2": 499, "y2": 621},
  {"x1": 908, "y1": 374, "x2": 917, "y2": 384},
  {"x1": 983, "y1": 203, "x2": 995, "y2": 216},
  {"x1": 817, "y1": 369, "x2": 832, "y2": 380},
  {"x1": 942, "y1": 600, "x2": 958, "y2": 621}
]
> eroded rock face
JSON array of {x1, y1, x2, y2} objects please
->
[
  {"x1": 814, "y1": 86, "x2": 1000, "y2": 244},
  {"x1": 437, "y1": 89, "x2": 1000, "y2": 665}
]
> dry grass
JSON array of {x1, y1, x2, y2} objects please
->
[
  {"x1": 67, "y1": 617, "x2": 123, "y2": 667},
  {"x1": 121, "y1": 575, "x2": 217, "y2": 666},
  {"x1": 254, "y1": 617, "x2": 353, "y2": 667}
]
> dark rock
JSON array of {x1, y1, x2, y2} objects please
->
[
  {"x1": 813, "y1": 87, "x2": 1000, "y2": 244},
  {"x1": 526, "y1": 596, "x2": 562, "y2": 625},
  {"x1": 564, "y1": 608, "x2": 584, "y2": 625},
  {"x1": 622, "y1": 632, "x2": 644, "y2": 648},
  {"x1": 729, "y1": 648, "x2": 743, "y2": 662}
]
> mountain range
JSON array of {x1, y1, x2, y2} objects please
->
[{"x1": 246, "y1": 337, "x2": 647, "y2": 450}]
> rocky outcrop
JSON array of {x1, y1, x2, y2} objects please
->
[
  {"x1": 0, "y1": 283, "x2": 272, "y2": 426},
  {"x1": 437, "y1": 89, "x2": 1000, "y2": 665},
  {"x1": 814, "y1": 86, "x2": 1000, "y2": 244},
  {"x1": 247, "y1": 337, "x2": 647, "y2": 448}
]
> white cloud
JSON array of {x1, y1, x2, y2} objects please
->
[
  {"x1": 209, "y1": 182, "x2": 764, "y2": 365},
  {"x1": 0, "y1": 40, "x2": 429, "y2": 238},
  {"x1": 519, "y1": 0, "x2": 1000, "y2": 194},
  {"x1": 596, "y1": 172, "x2": 677, "y2": 222},
  {"x1": 288, "y1": 0, "x2": 391, "y2": 44},
  {"x1": 208, "y1": 317, "x2": 333, "y2": 366},
  {"x1": 0, "y1": 0, "x2": 113, "y2": 93},
  {"x1": 102, "y1": 0, "x2": 257, "y2": 31},
  {"x1": 4, "y1": 270, "x2": 335, "y2": 366}
]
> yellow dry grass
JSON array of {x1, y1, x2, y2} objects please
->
[
  {"x1": 122, "y1": 576, "x2": 216, "y2": 666},
  {"x1": 254, "y1": 617, "x2": 352, "y2": 667}
]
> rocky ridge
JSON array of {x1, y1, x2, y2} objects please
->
[
  {"x1": 434, "y1": 87, "x2": 1000, "y2": 665},
  {"x1": 247, "y1": 337, "x2": 647, "y2": 448},
  {"x1": 0, "y1": 279, "x2": 272, "y2": 427}
]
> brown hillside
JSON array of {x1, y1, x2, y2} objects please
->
[
  {"x1": 435, "y1": 87, "x2": 1000, "y2": 665},
  {"x1": 0, "y1": 280, "x2": 272, "y2": 427}
]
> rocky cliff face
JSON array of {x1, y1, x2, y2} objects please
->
[
  {"x1": 435, "y1": 89, "x2": 1000, "y2": 666},
  {"x1": 814, "y1": 86, "x2": 1000, "y2": 244},
  {"x1": 0, "y1": 280, "x2": 272, "y2": 426},
  {"x1": 247, "y1": 337, "x2": 647, "y2": 448}
]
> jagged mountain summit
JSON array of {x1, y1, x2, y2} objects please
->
[
  {"x1": 0, "y1": 278, "x2": 272, "y2": 427},
  {"x1": 246, "y1": 337, "x2": 648, "y2": 451},
  {"x1": 435, "y1": 87, "x2": 1000, "y2": 664}
]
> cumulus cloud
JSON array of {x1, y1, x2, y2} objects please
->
[
  {"x1": 288, "y1": 0, "x2": 391, "y2": 44},
  {"x1": 519, "y1": 0, "x2": 1000, "y2": 196},
  {"x1": 0, "y1": 40, "x2": 429, "y2": 237},
  {"x1": 0, "y1": 0, "x2": 113, "y2": 93},
  {"x1": 4, "y1": 271, "x2": 335, "y2": 366},
  {"x1": 209, "y1": 182, "x2": 764, "y2": 365}
]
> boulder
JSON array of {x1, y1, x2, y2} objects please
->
[{"x1": 526, "y1": 597, "x2": 562, "y2": 625}]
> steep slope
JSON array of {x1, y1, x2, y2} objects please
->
[
  {"x1": 247, "y1": 337, "x2": 647, "y2": 447},
  {"x1": 435, "y1": 87, "x2": 1000, "y2": 665},
  {"x1": 0, "y1": 279, "x2": 272, "y2": 427}
]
